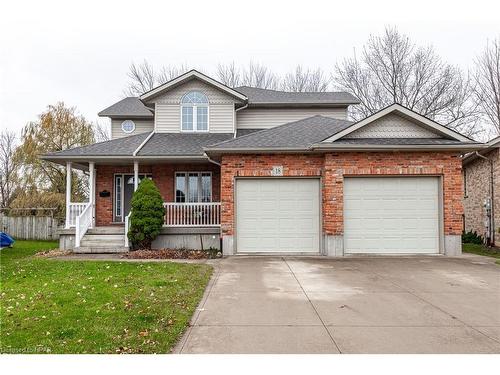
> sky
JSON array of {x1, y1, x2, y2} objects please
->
[{"x1": 1, "y1": 0, "x2": 499, "y2": 136}]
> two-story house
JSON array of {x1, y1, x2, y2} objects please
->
[{"x1": 43, "y1": 70, "x2": 482, "y2": 256}]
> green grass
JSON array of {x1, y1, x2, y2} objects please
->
[
  {"x1": 462, "y1": 243, "x2": 500, "y2": 259},
  {"x1": 0, "y1": 240, "x2": 212, "y2": 354}
]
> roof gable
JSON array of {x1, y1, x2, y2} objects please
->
[
  {"x1": 147, "y1": 77, "x2": 240, "y2": 105},
  {"x1": 322, "y1": 104, "x2": 472, "y2": 143},
  {"x1": 139, "y1": 70, "x2": 247, "y2": 102},
  {"x1": 344, "y1": 113, "x2": 441, "y2": 139}
]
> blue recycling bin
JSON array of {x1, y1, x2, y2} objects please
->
[{"x1": 0, "y1": 232, "x2": 15, "y2": 247}]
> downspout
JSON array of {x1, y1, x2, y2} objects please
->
[
  {"x1": 474, "y1": 151, "x2": 495, "y2": 246},
  {"x1": 204, "y1": 153, "x2": 221, "y2": 167}
]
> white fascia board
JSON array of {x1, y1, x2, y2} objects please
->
[
  {"x1": 139, "y1": 70, "x2": 247, "y2": 102},
  {"x1": 311, "y1": 143, "x2": 485, "y2": 152},
  {"x1": 322, "y1": 104, "x2": 472, "y2": 143}
]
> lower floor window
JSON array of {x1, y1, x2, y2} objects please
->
[{"x1": 175, "y1": 172, "x2": 212, "y2": 202}]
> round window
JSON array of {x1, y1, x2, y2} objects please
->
[{"x1": 121, "y1": 120, "x2": 136, "y2": 133}]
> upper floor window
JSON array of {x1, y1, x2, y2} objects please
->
[
  {"x1": 121, "y1": 120, "x2": 136, "y2": 133},
  {"x1": 181, "y1": 91, "x2": 209, "y2": 132}
]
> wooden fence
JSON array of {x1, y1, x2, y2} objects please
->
[{"x1": 0, "y1": 214, "x2": 60, "y2": 240}]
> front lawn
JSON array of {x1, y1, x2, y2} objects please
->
[
  {"x1": 462, "y1": 243, "x2": 500, "y2": 259},
  {"x1": 0, "y1": 240, "x2": 212, "y2": 354}
]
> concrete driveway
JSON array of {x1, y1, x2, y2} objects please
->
[{"x1": 176, "y1": 255, "x2": 500, "y2": 354}]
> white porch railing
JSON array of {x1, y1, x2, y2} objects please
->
[
  {"x1": 75, "y1": 202, "x2": 92, "y2": 248},
  {"x1": 164, "y1": 202, "x2": 221, "y2": 227},
  {"x1": 67, "y1": 202, "x2": 88, "y2": 228},
  {"x1": 124, "y1": 211, "x2": 132, "y2": 248}
]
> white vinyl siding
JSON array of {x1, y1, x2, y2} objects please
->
[
  {"x1": 155, "y1": 103, "x2": 234, "y2": 133},
  {"x1": 150, "y1": 78, "x2": 238, "y2": 133},
  {"x1": 343, "y1": 177, "x2": 440, "y2": 254},
  {"x1": 236, "y1": 107, "x2": 348, "y2": 129},
  {"x1": 236, "y1": 178, "x2": 320, "y2": 253},
  {"x1": 111, "y1": 119, "x2": 154, "y2": 139}
]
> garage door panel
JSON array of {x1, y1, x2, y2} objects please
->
[
  {"x1": 236, "y1": 179, "x2": 320, "y2": 253},
  {"x1": 344, "y1": 177, "x2": 439, "y2": 254}
]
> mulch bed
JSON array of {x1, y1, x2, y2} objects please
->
[
  {"x1": 122, "y1": 249, "x2": 221, "y2": 260},
  {"x1": 34, "y1": 249, "x2": 71, "y2": 258}
]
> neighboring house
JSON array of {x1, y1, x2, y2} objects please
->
[
  {"x1": 462, "y1": 136, "x2": 500, "y2": 246},
  {"x1": 42, "y1": 70, "x2": 482, "y2": 256}
]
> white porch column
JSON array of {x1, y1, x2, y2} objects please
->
[
  {"x1": 133, "y1": 161, "x2": 139, "y2": 191},
  {"x1": 65, "y1": 161, "x2": 72, "y2": 229},
  {"x1": 89, "y1": 162, "x2": 95, "y2": 228}
]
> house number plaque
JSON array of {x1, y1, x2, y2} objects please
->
[{"x1": 271, "y1": 165, "x2": 284, "y2": 176}]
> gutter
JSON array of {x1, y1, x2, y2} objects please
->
[
  {"x1": 473, "y1": 151, "x2": 496, "y2": 246},
  {"x1": 204, "y1": 153, "x2": 221, "y2": 167},
  {"x1": 310, "y1": 143, "x2": 485, "y2": 152}
]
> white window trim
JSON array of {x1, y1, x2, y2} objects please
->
[
  {"x1": 180, "y1": 92, "x2": 210, "y2": 133},
  {"x1": 174, "y1": 171, "x2": 212, "y2": 203},
  {"x1": 115, "y1": 176, "x2": 122, "y2": 218},
  {"x1": 121, "y1": 120, "x2": 136, "y2": 134}
]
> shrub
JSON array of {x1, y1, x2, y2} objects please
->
[
  {"x1": 128, "y1": 179, "x2": 164, "y2": 249},
  {"x1": 462, "y1": 230, "x2": 484, "y2": 245}
]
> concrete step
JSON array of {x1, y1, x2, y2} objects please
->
[
  {"x1": 87, "y1": 226, "x2": 124, "y2": 235},
  {"x1": 74, "y1": 246, "x2": 129, "y2": 254},
  {"x1": 80, "y1": 240, "x2": 125, "y2": 248},
  {"x1": 82, "y1": 234, "x2": 124, "y2": 242}
]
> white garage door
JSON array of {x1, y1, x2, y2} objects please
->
[
  {"x1": 344, "y1": 177, "x2": 440, "y2": 254},
  {"x1": 236, "y1": 178, "x2": 320, "y2": 253}
]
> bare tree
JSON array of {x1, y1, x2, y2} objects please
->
[
  {"x1": 241, "y1": 62, "x2": 279, "y2": 89},
  {"x1": 282, "y1": 65, "x2": 330, "y2": 92},
  {"x1": 334, "y1": 27, "x2": 480, "y2": 136},
  {"x1": 217, "y1": 62, "x2": 279, "y2": 89},
  {"x1": 0, "y1": 129, "x2": 19, "y2": 207},
  {"x1": 217, "y1": 62, "x2": 242, "y2": 87},
  {"x1": 124, "y1": 60, "x2": 190, "y2": 96},
  {"x1": 94, "y1": 119, "x2": 110, "y2": 142},
  {"x1": 473, "y1": 38, "x2": 500, "y2": 137}
]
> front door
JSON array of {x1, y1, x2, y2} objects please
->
[
  {"x1": 114, "y1": 174, "x2": 150, "y2": 222},
  {"x1": 123, "y1": 175, "x2": 135, "y2": 219}
]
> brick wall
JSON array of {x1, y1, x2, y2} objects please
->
[
  {"x1": 220, "y1": 154, "x2": 324, "y2": 236},
  {"x1": 463, "y1": 148, "x2": 500, "y2": 244},
  {"x1": 323, "y1": 152, "x2": 463, "y2": 235},
  {"x1": 95, "y1": 163, "x2": 220, "y2": 226},
  {"x1": 220, "y1": 152, "x2": 464, "y2": 237}
]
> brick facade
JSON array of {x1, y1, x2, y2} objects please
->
[
  {"x1": 95, "y1": 163, "x2": 220, "y2": 226},
  {"x1": 463, "y1": 148, "x2": 500, "y2": 244},
  {"x1": 220, "y1": 152, "x2": 464, "y2": 237}
]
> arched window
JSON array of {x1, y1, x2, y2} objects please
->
[{"x1": 181, "y1": 91, "x2": 209, "y2": 132}]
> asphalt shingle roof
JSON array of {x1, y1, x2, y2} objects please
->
[
  {"x1": 45, "y1": 132, "x2": 151, "y2": 157},
  {"x1": 137, "y1": 133, "x2": 234, "y2": 156},
  {"x1": 98, "y1": 97, "x2": 154, "y2": 118},
  {"x1": 206, "y1": 116, "x2": 354, "y2": 150},
  {"x1": 234, "y1": 86, "x2": 360, "y2": 105}
]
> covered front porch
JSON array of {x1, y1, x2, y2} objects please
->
[{"x1": 63, "y1": 158, "x2": 222, "y2": 251}]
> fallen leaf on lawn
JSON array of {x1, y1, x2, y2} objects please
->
[{"x1": 139, "y1": 330, "x2": 149, "y2": 337}]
